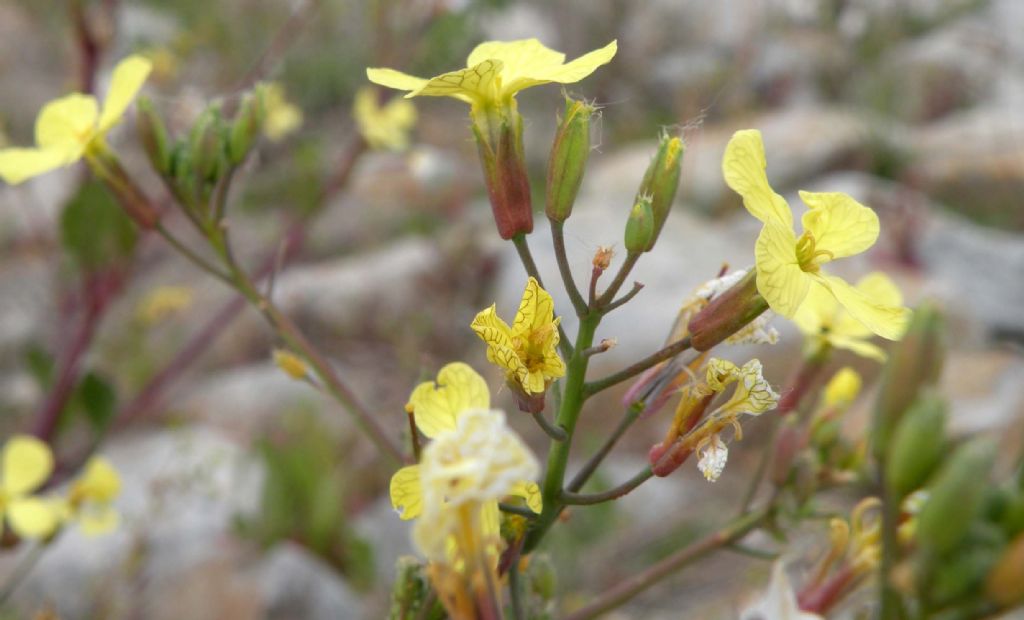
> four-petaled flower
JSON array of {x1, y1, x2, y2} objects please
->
[
  {"x1": 56, "y1": 457, "x2": 122, "y2": 536},
  {"x1": 793, "y1": 271, "x2": 904, "y2": 362},
  {"x1": 353, "y1": 87, "x2": 416, "y2": 151},
  {"x1": 722, "y1": 129, "x2": 910, "y2": 340},
  {"x1": 390, "y1": 362, "x2": 542, "y2": 523},
  {"x1": 0, "y1": 436, "x2": 58, "y2": 539},
  {"x1": 0, "y1": 55, "x2": 152, "y2": 185},
  {"x1": 366, "y1": 38, "x2": 616, "y2": 113},
  {"x1": 471, "y1": 277, "x2": 565, "y2": 396}
]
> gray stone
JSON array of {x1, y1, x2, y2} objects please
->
[{"x1": 255, "y1": 541, "x2": 365, "y2": 620}]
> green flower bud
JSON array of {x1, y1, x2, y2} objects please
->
[
  {"x1": 546, "y1": 97, "x2": 593, "y2": 223},
  {"x1": 229, "y1": 87, "x2": 266, "y2": 165},
  {"x1": 189, "y1": 105, "x2": 226, "y2": 184},
  {"x1": 917, "y1": 438, "x2": 997, "y2": 555},
  {"x1": 686, "y1": 269, "x2": 769, "y2": 351},
  {"x1": 885, "y1": 391, "x2": 947, "y2": 499},
  {"x1": 635, "y1": 133, "x2": 684, "y2": 250},
  {"x1": 624, "y1": 195, "x2": 655, "y2": 253},
  {"x1": 873, "y1": 302, "x2": 945, "y2": 459},
  {"x1": 987, "y1": 532, "x2": 1024, "y2": 606},
  {"x1": 136, "y1": 96, "x2": 170, "y2": 175},
  {"x1": 472, "y1": 111, "x2": 532, "y2": 239}
]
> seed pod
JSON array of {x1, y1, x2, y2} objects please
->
[
  {"x1": 687, "y1": 270, "x2": 769, "y2": 351},
  {"x1": 229, "y1": 89, "x2": 266, "y2": 165},
  {"x1": 473, "y1": 113, "x2": 533, "y2": 239},
  {"x1": 624, "y1": 195, "x2": 655, "y2": 253},
  {"x1": 188, "y1": 105, "x2": 226, "y2": 183},
  {"x1": 546, "y1": 97, "x2": 592, "y2": 223},
  {"x1": 885, "y1": 391, "x2": 947, "y2": 498},
  {"x1": 917, "y1": 438, "x2": 996, "y2": 555},
  {"x1": 634, "y1": 133, "x2": 684, "y2": 250}
]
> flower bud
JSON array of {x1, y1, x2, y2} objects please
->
[
  {"x1": 986, "y1": 532, "x2": 1024, "y2": 606},
  {"x1": 885, "y1": 392, "x2": 947, "y2": 499},
  {"x1": 872, "y1": 302, "x2": 944, "y2": 459},
  {"x1": 624, "y1": 195, "x2": 655, "y2": 253},
  {"x1": 917, "y1": 438, "x2": 996, "y2": 555},
  {"x1": 189, "y1": 105, "x2": 227, "y2": 184},
  {"x1": 136, "y1": 96, "x2": 170, "y2": 175},
  {"x1": 687, "y1": 269, "x2": 769, "y2": 351},
  {"x1": 229, "y1": 87, "x2": 266, "y2": 165},
  {"x1": 273, "y1": 348, "x2": 309, "y2": 380},
  {"x1": 546, "y1": 97, "x2": 593, "y2": 223},
  {"x1": 473, "y1": 112, "x2": 532, "y2": 239},
  {"x1": 634, "y1": 133, "x2": 683, "y2": 250}
]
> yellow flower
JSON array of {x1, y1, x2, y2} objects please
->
[
  {"x1": 0, "y1": 435, "x2": 58, "y2": 539},
  {"x1": 366, "y1": 38, "x2": 616, "y2": 113},
  {"x1": 793, "y1": 272, "x2": 904, "y2": 361},
  {"x1": 136, "y1": 285, "x2": 193, "y2": 325},
  {"x1": 273, "y1": 349, "x2": 309, "y2": 380},
  {"x1": 390, "y1": 362, "x2": 542, "y2": 522},
  {"x1": 471, "y1": 277, "x2": 565, "y2": 395},
  {"x1": 61, "y1": 457, "x2": 121, "y2": 536},
  {"x1": 822, "y1": 367, "x2": 862, "y2": 410},
  {"x1": 353, "y1": 87, "x2": 416, "y2": 151},
  {"x1": 262, "y1": 83, "x2": 303, "y2": 142},
  {"x1": 722, "y1": 129, "x2": 910, "y2": 340},
  {"x1": 0, "y1": 56, "x2": 152, "y2": 185}
]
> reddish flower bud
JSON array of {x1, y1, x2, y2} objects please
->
[{"x1": 687, "y1": 269, "x2": 769, "y2": 351}]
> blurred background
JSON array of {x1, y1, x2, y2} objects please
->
[{"x1": 1, "y1": 0, "x2": 1023, "y2": 618}]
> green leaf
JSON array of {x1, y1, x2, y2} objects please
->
[
  {"x1": 60, "y1": 181, "x2": 138, "y2": 270},
  {"x1": 77, "y1": 372, "x2": 117, "y2": 432},
  {"x1": 23, "y1": 343, "x2": 54, "y2": 389}
]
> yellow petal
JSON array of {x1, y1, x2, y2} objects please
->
[
  {"x1": 500, "y1": 40, "x2": 618, "y2": 96},
  {"x1": 755, "y1": 221, "x2": 811, "y2": 318},
  {"x1": 512, "y1": 277, "x2": 556, "y2": 338},
  {"x1": 366, "y1": 68, "x2": 429, "y2": 93},
  {"x1": 508, "y1": 480, "x2": 543, "y2": 513},
  {"x1": 798, "y1": 191, "x2": 879, "y2": 261},
  {"x1": 705, "y1": 358, "x2": 739, "y2": 392},
  {"x1": 828, "y1": 334, "x2": 887, "y2": 362},
  {"x1": 78, "y1": 457, "x2": 121, "y2": 502},
  {"x1": 383, "y1": 97, "x2": 417, "y2": 128},
  {"x1": 823, "y1": 367, "x2": 862, "y2": 408},
  {"x1": 98, "y1": 55, "x2": 153, "y2": 132},
  {"x1": 407, "y1": 362, "x2": 491, "y2": 438},
  {"x1": 833, "y1": 272, "x2": 903, "y2": 338},
  {"x1": 411, "y1": 60, "x2": 503, "y2": 104},
  {"x1": 6, "y1": 497, "x2": 59, "y2": 539},
  {"x1": 812, "y1": 273, "x2": 910, "y2": 341},
  {"x1": 467, "y1": 38, "x2": 565, "y2": 73},
  {"x1": 471, "y1": 304, "x2": 526, "y2": 376},
  {"x1": 722, "y1": 130, "x2": 793, "y2": 227},
  {"x1": 390, "y1": 465, "x2": 423, "y2": 520},
  {"x1": 80, "y1": 507, "x2": 120, "y2": 536},
  {"x1": 34, "y1": 93, "x2": 98, "y2": 150},
  {"x1": 0, "y1": 147, "x2": 74, "y2": 185},
  {"x1": 791, "y1": 281, "x2": 839, "y2": 336},
  {"x1": 2, "y1": 435, "x2": 54, "y2": 496}
]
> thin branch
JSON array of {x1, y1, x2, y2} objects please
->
[
  {"x1": 154, "y1": 223, "x2": 234, "y2": 286},
  {"x1": 603, "y1": 281, "x2": 644, "y2": 314},
  {"x1": 584, "y1": 336, "x2": 692, "y2": 397},
  {"x1": 561, "y1": 466, "x2": 653, "y2": 505},
  {"x1": 594, "y1": 251, "x2": 639, "y2": 308},
  {"x1": 499, "y1": 503, "x2": 538, "y2": 519},
  {"x1": 0, "y1": 543, "x2": 47, "y2": 605},
  {"x1": 567, "y1": 406, "x2": 641, "y2": 492},
  {"x1": 550, "y1": 220, "x2": 587, "y2": 316},
  {"x1": 530, "y1": 410, "x2": 568, "y2": 441},
  {"x1": 737, "y1": 414, "x2": 781, "y2": 516}
]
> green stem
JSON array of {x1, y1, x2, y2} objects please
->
[
  {"x1": 530, "y1": 409, "x2": 568, "y2": 441},
  {"x1": 584, "y1": 336, "x2": 692, "y2": 397},
  {"x1": 550, "y1": 220, "x2": 587, "y2": 316},
  {"x1": 523, "y1": 313, "x2": 600, "y2": 552},
  {"x1": 154, "y1": 223, "x2": 234, "y2": 286}
]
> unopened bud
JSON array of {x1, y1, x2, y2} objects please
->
[
  {"x1": 687, "y1": 269, "x2": 769, "y2": 351},
  {"x1": 917, "y1": 438, "x2": 996, "y2": 555},
  {"x1": 592, "y1": 246, "x2": 613, "y2": 271},
  {"x1": 473, "y1": 113, "x2": 532, "y2": 239},
  {"x1": 624, "y1": 195, "x2": 655, "y2": 253},
  {"x1": 987, "y1": 532, "x2": 1024, "y2": 605},
  {"x1": 273, "y1": 348, "x2": 309, "y2": 380},
  {"x1": 873, "y1": 302, "x2": 944, "y2": 458},
  {"x1": 649, "y1": 442, "x2": 691, "y2": 477},
  {"x1": 885, "y1": 392, "x2": 947, "y2": 499},
  {"x1": 634, "y1": 133, "x2": 683, "y2": 250},
  {"x1": 229, "y1": 87, "x2": 266, "y2": 165},
  {"x1": 136, "y1": 96, "x2": 170, "y2": 175},
  {"x1": 546, "y1": 97, "x2": 593, "y2": 223},
  {"x1": 189, "y1": 105, "x2": 226, "y2": 184}
]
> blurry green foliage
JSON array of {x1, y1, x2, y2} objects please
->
[{"x1": 60, "y1": 181, "x2": 137, "y2": 271}]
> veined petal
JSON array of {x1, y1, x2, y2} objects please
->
[
  {"x1": 7, "y1": 497, "x2": 59, "y2": 539},
  {"x1": 706, "y1": 358, "x2": 739, "y2": 392},
  {"x1": 833, "y1": 272, "x2": 903, "y2": 338},
  {"x1": 407, "y1": 362, "x2": 491, "y2": 438},
  {"x1": 828, "y1": 334, "x2": 887, "y2": 362},
  {"x1": 390, "y1": 465, "x2": 423, "y2": 520},
  {"x1": 508, "y1": 480, "x2": 543, "y2": 513},
  {"x1": 0, "y1": 147, "x2": 76, "y2": 185},
  {"x1": 35, "y1": 93, "x2": 99, "y2": 149},
  {"x1": 471, "y1": 304, "x2": 526, "y2": 376},
  {"x1": 755, "y1": 221, "x2": 810, "y2": 318},
  {"x1": 799, "y1": 191, "x2": 879, "y2": 261},
  {"x1": 79, "y1": 507, "x2": 120, "y2": 536},
  {"x1": 722, "y1": 130, "x2": 793, "y2": 227},
  {"x1": 1, "y1": 435, "x2": 54, "y2": 496},
  {"x1": 503, "y1": 40, "x2": 617, "y2": 96},
  {"x1": 467, "y1": 38, "x2": 565, "y2": 74},
  {"x1": 512, "y1": 277, "x2": 555, "y2": 337},
  {"x1": 98, "y1": 55, "x2": 153, "y2": 133},
  {"x1": 409, "y1": 60, "x2": 503, "y2": 104},
  {"x1": 366, "y1": 68, "x2": 429, "y2": 93},
  {"x1": 791, "y1": 281, "x2": 839, "y2": 336},
  {"x1": 812, "y1": 273, "x2": 910, "y2": 341}
]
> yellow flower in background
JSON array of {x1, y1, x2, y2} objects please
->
[
  {"x1": 353, "y1": 87, "x2": 416, "y2": 151},
  {"x1": 390, "y1": 363, "x2": 541, "y2": 521},
  {"x1": 273, "y1": 349, "x2": 310, "y2": 380},
  {"x1": 60, "y1": 457, "x2": 121, "y2": 536},
  {"x1": 366, "y1": 38, "x2": 616, "y2": 112},
  {"x1": 136, "y1": 285, "x2": 193, "y2": 325},
  {"x1": 822, "y1": 367, "x2": 863, "y2": 410},
  {"x1": 793, "y1": 272, "x2": 904, "y2": 361},
  {"x1": 0, "y1": 436, "x2": 58, "y2": 539},
  {"x1": 471, "y1": 277, "x2": 565, "y2": 395},
  {"x1": 262, "y1": 83, "x2": 303, "y2": 142},
  {"x1": 0, "y1": 55, "x2": 152, "y2": 185},
  {"x1": 722, "y1": 129, "x2": 910, "y2": 340}
]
